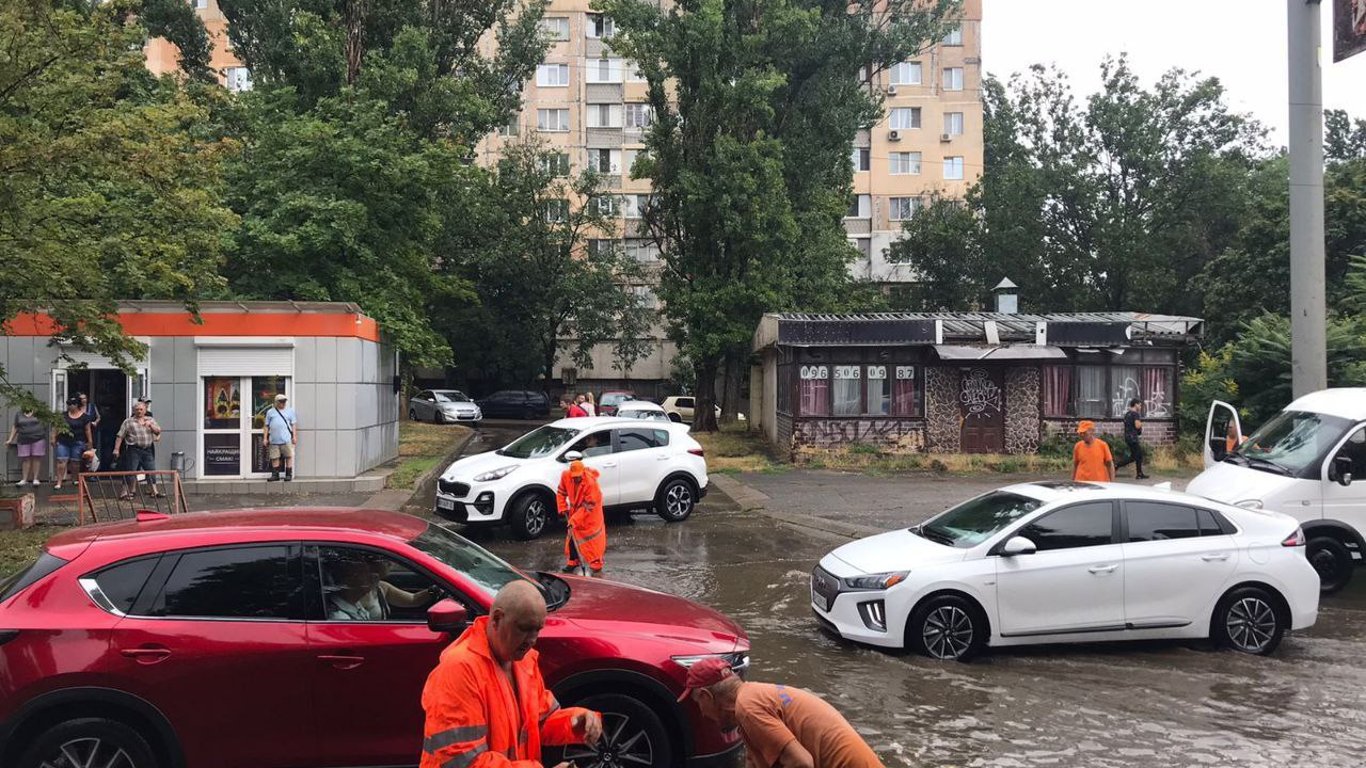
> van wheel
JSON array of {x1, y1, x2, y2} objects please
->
[
  {"x1": 510, "y1": 493, "x2": 552, "y2": 540},
  {"x1": 1213, "y1": 586, "x2": 1285, "y2": 655},
  {"x1": 560, "y1": 693, "x2": 671, "y2": 768},
  {"x1": 1307, "y1": 536, "x2": 1353, "y2": 594},
  {"x1": 655, "y1": 477, "x2": 695, "y2": 522},
  {"x1": 18, "y1": 717, "x2": 159, "y2": 768}
]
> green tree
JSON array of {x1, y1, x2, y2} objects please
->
[
  {"x1": 1326, "y1": 108, "x2": 1366, "y2": 163},
  {"x1": 886, "y1": 197, "x2": 986, "y2": 310},
  {"x1": 0, "y1": 0, "x2": 237, "y2": 411}
]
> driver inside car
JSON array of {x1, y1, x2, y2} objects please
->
[{"x1": 328, "y1": 555, "x2": 442, "y2": 621}]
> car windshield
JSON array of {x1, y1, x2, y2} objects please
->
[
  {"x1": 496, "y1": 426, "x2": 581, "y2": 459},
  {"x1": 915, "y1": 491, "x2": 1045, "y2": 549},
  {"x1": 602, "y1": 394, "x2": 630, "y2": 406},
  {"x1": 411, "y1": 524, "x2": 550, "y2": 603},
  {"x1": 1229, "y1": 410, "x2": 1353, "y2": 478},
  {"x1": 434, "y1": 392, "x2": 470, "y2": 403}
]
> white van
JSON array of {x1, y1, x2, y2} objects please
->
[{"x1": 1187, "y1": 388, "x2": 1366, "y2": 593}]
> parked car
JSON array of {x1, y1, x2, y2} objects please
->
[
  {"x1": 436, "y1": 417, "x2": 707, "y2": 539},
  {"x1": 477, "y1": 389, "x2": 552, "y2": 420},
  {"x1": 408, "y1": 389, "x2": 482, "y2": 424},
  {"x1": 0, "y1": 509, "x2": 749, "y2": 768},
  {"x1": 661, "y1": 396, "x2": 743, "y2": 424},
  {"x1": 1188, "y1": 389, "x2": 1366, "y2": 593},
  {"x1": 597, "y1": 391, "x2": 636, "y2": 416},
  {"x1": 614, "y1": 401, "x2": 671, "y2": 422},
  {"x1": 811, "y1": 481, "x2": 1319, "y2": 661}
]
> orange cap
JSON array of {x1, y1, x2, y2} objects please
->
[
  {"x1": 568, "y1": 460, "x2": 586, "y2": 477},
  {"x1": 1077, "y1": 420, "x2": 1096, "y2": 434}
]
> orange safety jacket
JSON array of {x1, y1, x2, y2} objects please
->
[
  {"x1": 557, "y1": 467, "x2": 606, "y2": 568},
  {"x1": 420, "y1": 616, "x2": 593, "y2": 768}
]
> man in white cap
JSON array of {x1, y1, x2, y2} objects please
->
[{"x1": 263, "y1": 393, "x2": 298, "y2": 481}]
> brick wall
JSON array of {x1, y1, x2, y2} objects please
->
[
  {"x1": 791, "y1": 419, "x2": 926, "y2": 454},
  {"x1": 1042, "y1": 418, "x2": 1178, "y2": 445}
]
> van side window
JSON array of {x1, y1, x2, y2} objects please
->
[{"x1": 1339, "y1": 428, "x2": 1366, "y2": 477}]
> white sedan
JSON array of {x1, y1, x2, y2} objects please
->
[{"x1": 811, "y1": 482, "x2": 1319, "y2": 661}]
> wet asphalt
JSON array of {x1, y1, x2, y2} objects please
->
[{"x1": 426, "y1": 424, "x2": 1366, "y2": 768}]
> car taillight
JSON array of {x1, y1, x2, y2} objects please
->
[
  {"x1": 688, "y1": 448, "x2": 705, "y2": 457},
  {"x1": 0, "y1": 630, "x2": 19, "y2": 646},
  {"x1": 1282, "y1": 527, "x2": 1306, "y2": 547}
]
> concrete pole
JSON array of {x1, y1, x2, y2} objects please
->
[{"x1": 1287, "y1": 0, "x2": 1328, "y2": 397}]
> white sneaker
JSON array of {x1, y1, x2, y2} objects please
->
[
  {"x1": 30, "y1": 479, "x2": 42, "y2": 486},
  {"x1": 14, "y1": 480, "x2": 25, "y2": 487}
]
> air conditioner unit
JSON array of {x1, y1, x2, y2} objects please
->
[
  {"x1": 940, "y1": 133, "x2": 952, "y2": 142},
  {"x1": 888, "y1": 130, "x2": 901, "y2": 142},
  {"x1": 887, "y1": 85, "x2": 898, "y2": 96}
]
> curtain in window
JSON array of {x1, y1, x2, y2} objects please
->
[
  {"x1": 865, "y1": 366, "x2": 890, "y2": 415},
  {"x1": 1143, "y1": 367, "x2": 1173, "y2": 418},
  {"x1": 832, "y1": 366, "x2": 861, "y2": 416},
  {"x1": 799, "y1": 369, "x2": 830, "y2": 416},
  {"x1": 1110, "y1": 365, "x2": 1142, "y2": 417},
  {"x1": 893, "y1": 366, "x2": 920, "y2": 416},
  {"x1": 1042, "y1": 366, "x2": 1071, "y2": 417},
  {"x1": 1076, "y1": 366, "x2": 1107, "y2": 418}
]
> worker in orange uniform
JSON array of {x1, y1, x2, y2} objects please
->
[
  {"x1": 557, "y1": 453, "x2": 607, "y2": 575},
  {"x1": 420, "y1": 580, "x2": 603, "y2": 768},
  {"x1": 1072, "y1": 420, "x2": 1115, "y2": 482}
]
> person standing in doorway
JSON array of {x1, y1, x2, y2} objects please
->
[
  {"x1": 52, "y1": 397, "x2": 94, "y2": 490},
  {"x1": 264, "y1": 393, "x2": 298, "y2": 482},
  {"x1": 1114, "y1": 399, "x2": 1149, "y2": 480},
  {"x1": 7, "y1": 407, "x2": 47, "y2": 486},
  {"x1": 113, "y1": 401, "x2": 164, "y2": 499},
  {"x1": 1071, "y1": 421, "x2": 1115, "y2": 482}
]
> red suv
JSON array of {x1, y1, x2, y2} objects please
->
[{"x1": 0, "y1": 510, "x2": 749, "y2": 768}]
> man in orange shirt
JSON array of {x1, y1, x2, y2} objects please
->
[
  {"x1": 1072, "y1": 420, "x2": 1115, "y2": 482},
  {"x1": 680, "y1": 658, "x2": 884, "y2": 768}
]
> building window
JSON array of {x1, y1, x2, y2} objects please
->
[
  {"x1": 889, "y1": 107, "x2": 921, "y2": 130},
  {"x1": 943, "y1": 67, "x2": 964, "y2": 91},
  {"x1": 588, "y1": 148, "x2": 621, "y2": 173},
  {"x1": 845, "y1": 194, "x2": 871, "y2": 219},
  {"x1": 194, "y1": 0, "x2": 208, "y2": 9},
  {"x1": 893, "y1": 366, "x2": 921, "y2": 416},
  {"x1": 1075, "y1": 366, "x2": 1108, "y2": 418},
  {"x1": 798, "y1": 365, "x2": 830, "y2": 416},
  {"x1": 586, "y1": 58, "x2": 623, "y2": 84},
  {"x1": 587, "y1": 13, "x2": 614, "y2": 39},
  {"x1": 625, "y1": 239, "x2": 660, "y2": 261},
  {"x1": 865, "y1": 366, "x2": 891, "y2": 415},
  {"x1": 536, "y1": 64, "x2": 569, "y2": 87},
  {"x1": 889, "y1": 62, "x2": 922, "y2": 86},
  {"x1": 1044, "y1": 364, "x2": 1176, "y2": 419},
  {"x1": 540, "y1": 17, "x2": 570, "y2": 40},
  {"x1": 943, "y1": 156, "x2": 965, "y2": 180},
  {"x1": 588, "y1": 239, "x2": 619, "y2": 257},
  {"x1": 537, "y1": 108, "x2": 570, "y2": 132},
  {"x1": 851, "y1": 147, "x2": 870, "y2": 172},
  {"x1": 944, "y1": 112, "x2": 965, "y2": 136},
  {"x1": 543, "y1": 200, "x2": 569, "y2": 223},
  {"x1": 589, "y1": 195, "x2": 620, "y2": 217},
  {"x1": 943, "y1": 25, "x2": 963, "y2": 46},
  {"x1": 626, "y1": 60, "x2": 647, "y2": 82},
  {"x1": 623, "y1": 148, "x2": 648, "y2": 175},
  {"x1": 1042, "y1": 365, "x2": 1072, "y2": 417},
  {"x1": 498, "y1": 115, "x2": 519, "y2": 136},
  {"x1": 587, "y1": 103, "x2": 622, "y2": 128},
  {"x1": 889, "y1": 197, "x2": 919, "y2": 221},
  {"x1": 224, "y1": 66, "x2": 252, "y2": 93},
  {"x1": 625, "y1": 103, "x2": 653, "y2": 129},
  {"x1": 832, "y1": 365, "x2": 862, "y2": 416},
  {"x1": 622, "y1": 194, "x2": 645, "y2": 219},
  {"x1": 541, "y1": 152, "x2": 570, "y2": 176},
  {"x1": 889, "y1": 151, "x2": 921, "y2": 175}
]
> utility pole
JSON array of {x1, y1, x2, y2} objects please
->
[{"x1": 1288, "y1": 0, "x2": 1327, "y2": 397}]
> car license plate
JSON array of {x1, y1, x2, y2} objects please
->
[
  {"x1": 812, "y1": 590, "x2": 829, "y2": 612},
  {"x1": 437, "y1": 498, "x2": 456, "y2": 511}
]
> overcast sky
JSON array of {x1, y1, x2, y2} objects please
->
[{"x1": 982, "y1": 0, "x2": 1366, "y2": 146}]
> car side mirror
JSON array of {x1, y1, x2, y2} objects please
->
[
  {"x1": 1333, "y1": 455, "x2": 1353, "y2": 487},
  {"x1": 560, "y1": 450, "x2": 584, "y2": 464},
  {"x1": 1000, "y1": 536, "x2": 1037, "y2": 557},
  {"x1": 427, "y1": 599, "x2": 469, "y2": 634}
]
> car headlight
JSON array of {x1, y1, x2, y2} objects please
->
[
  {"x1": 842, "y1": 572, "x2": 909, "y2": 591},
  {"x1": 1234, "y1": 499, "x2": 1263, "y2": 510},
  {"x1": 474, "y1": 465, "x2": 520, "y2": 482},
  {"x1": 671, "y1": 651, "x2": 750, "y2": 673}
]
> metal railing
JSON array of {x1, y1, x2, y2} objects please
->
[{"x1": 73, "y1": 471, "x2": 190, "y2": 524}]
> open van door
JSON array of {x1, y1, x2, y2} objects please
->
[{"x1": 1204, "y1": 400, "x2": 1242, "y2": 468}]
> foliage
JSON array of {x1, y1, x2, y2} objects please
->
[
  {"x1": 0, "y1": 0, "x2": 237, "y2": 412},
  {"x1": 140, "y1": 0, "x2": 215, "y2": 82},
  {"x1": 1326, "y1": 108, "x2": 1366, "y2": 163},
  {"x1": 886, "y1": 197, "x2": 984, "y2": 310},
  {"x1": 1177, "y1": 347, "x2": 1239, "y2": 439}
]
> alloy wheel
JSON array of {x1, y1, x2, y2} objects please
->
[
  {"x1": 664, "y1": 484, "x2": 692, "y2": 518},
  {"x1": 1225, "y1": 597, "x2": 1276, "y2": 653},
  {"x1": 524, "y1": 499, "x2": 548, "y2": 537},
  {"x1": 40, "y1": 737, "x2": 136, "y2": 768},
  {"x1": 922, "y1": 605, "x2": 974, "y2": 660},
  {"x1": 564, "y1": 713, "x2": 654, "y2": 768}
]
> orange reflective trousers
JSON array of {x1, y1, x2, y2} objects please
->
[{"x1": 557, "y1": 468, "x2": 606, "y2": 571}]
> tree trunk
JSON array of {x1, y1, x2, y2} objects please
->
[
  {"x1": 691, "y1": 358, "x2": 720, "y2": 432},
  {"x1": 345, "y1": 0, "x2": 367, "y2": 85},
  {"x1": 719, "y1": 347, "x2": 745, "y2": 425}
]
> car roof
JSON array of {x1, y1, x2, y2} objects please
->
[
  {"x1": 431, "y1": 389, "x2": 466, "y2": 394},
  {"x1": 616, "y1": 401, "x2": 666, "y2": 411},
  {"x1": 998, "y1": 481, "x2": 1236, "y2": 509},
  {"x1": 44, "y1": 508, "x2": 429, "y2": 550},
  {"x1": 1285, "y1": 388, "x2": 1366, "y2": 421},
  {"x1": 544, "y1": 416, "x2": 679, "y2": 430}
]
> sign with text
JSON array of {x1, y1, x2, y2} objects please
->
[{"x1": 1336, "y1": 0, "x2": 1366, "y2": 62}]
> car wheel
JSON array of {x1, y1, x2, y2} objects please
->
[
  {"x1": 1213, "y1": 586, "x2": 1285, "y2": 655},
  {"x1": 510, "y1": 493, "x2": 552, "y2": 540},
  {"x1": 1307, "y1": 536, "x2": 1354, "y2": 594},
  {"x1": 521, "y1": 407, "x2": 535, "y2": 420},
  {"x1": 909, "y1": 594, "x2": 985, "y2": 662},
  {"x1": 408, "y1": 408, "x2": 418, "y2": 421},
  {"x1": 17, "y1": 717, "x2": 159, "y2": 768},
  {"x1": 434, "y1": 411, "x2": 445, "y2": 424},
  {"x1": 561, "y1": 693, "x2": 672, "y2": 768},
  {"x1": 655, "y1": 477, "x2": 695, "y2": 522}
]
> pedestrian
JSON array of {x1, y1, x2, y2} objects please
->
[
  {"x1": 680, "y1": 657, "x2": 885, "y2": 768},
  {"x1": 1071, "y1": 420, "x2": 1115, "y2": 482},
  {"x1": 51, "y1": 397, "x2": 94, "y2": 491},
  {"x1": 263, "y1": 393, "x2": 298, "y2": 482},
  {"x1": 6, "y1": 407, "x2": 47, "y2": 486},
  {"x1": 557, "y1": 454, "x2": 606, "y2": 575},
  {"x1": 77, "y1": 391, "x2": 100, "y2": 429},
  {"x1": 1113, "y1": 399, "x2": 1149, "y2": 479},
  {"x1": 562, "y1": 395, "x2": 587, "y2": 418},
  {"x1": 582, "y1": 392, "x2": 597, "y2": 417},
  {"x1": 419, "y1": 580, "x2": 603, "y2": 768},
  {"x1": 113, "y1": 400, "x2": 164, "y2": 499}
]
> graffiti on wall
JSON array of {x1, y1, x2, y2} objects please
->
[
  {"x1": 960, "y1": 368, "x2": 1002, "y2": 419},
  {"x1": 1005, "y1": 367, "x2": 1041, "y2": 455},
  {"x1": 925, "y1": 368, "x2": 961, "y2": 452},
  {"x1": 1144, "y1": 380, "x2": 1171, "y2": 418},
  {"x1": 1111, "y1": 376, "x2": 1141, "y2": 418},
  {"x1": 794, "y1": 420, "x2": 925, "y2": 451},
  {"x1": 1110, "y1": 375, "x2": 1172, "y2": 418}
]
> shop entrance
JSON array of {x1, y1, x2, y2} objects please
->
[
  {"x1": 201, "y1": 376, "x2": 289, "y2": 478},
  {"x1": 52, "y1": 366, "x2": 147, "y2": 472}
]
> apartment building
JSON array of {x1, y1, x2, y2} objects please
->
[{"x1": 144, "y1": 0, "x2": 252, "y2": 92}]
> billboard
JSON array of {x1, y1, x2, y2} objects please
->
[{"x1": 1336, "y1": 0, "x2": 1366, "y2": 62}]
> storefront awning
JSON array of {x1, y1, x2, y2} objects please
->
[{"x1": 933, "y1": 345, "x2": 1069, "y2": 361}]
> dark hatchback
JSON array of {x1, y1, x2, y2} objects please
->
[{"x1": 477, "y1": 390, "x2": 552, "y2": 420}]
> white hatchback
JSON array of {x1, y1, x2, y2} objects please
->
[
  {"x1": 811, "y1": 482, "x2": 1319, "y2": 660},
  {"x1": 434, "y1": 417, "x2": 708, "y2": 540}
]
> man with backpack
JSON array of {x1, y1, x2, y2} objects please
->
[{"x1": 263, "y1": 393, "x2": 298, "y2": 482}]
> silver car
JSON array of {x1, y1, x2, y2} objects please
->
[{"x1": 408, "y1": 389, "x2": 482, "y2": 424}]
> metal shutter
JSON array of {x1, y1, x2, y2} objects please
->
[{"x1": 196, "y1": 344, "x2": 294, "y2": 376}]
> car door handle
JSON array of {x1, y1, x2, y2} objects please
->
[
  {"x1": 120, "y1": 647, "x2": 172, "y2": 664},
  {"x1": 601, "y1": 462, "x2": 618, "y2": 468},
  {"x1": 317, "y1": 654, "x2": 366, "y2": 670},
  {"x1": 1201, "y1": 553, "x2": 1231, "y2": 562},
  {"x1": 1088, "y1": 564, "x2": 1118, "y2": 574},
  {"x1": 656, "y1": 455, "x2": 670, "y2": 460}
]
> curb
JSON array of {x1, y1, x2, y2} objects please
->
[
  {"x1": 708, "y1": 474, "x2": 882, "y2": 542},
  {"x1": 411, "y1": 428, "x2": 478, "y2": 492},
  {"x1": 374, "y1": 428, "x2": 477, "y2": 512}
]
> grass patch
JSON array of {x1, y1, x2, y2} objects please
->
[
  {"x1": 693, "y1": 423, "x2": 786, "y2": 474},
  {"x1": 386, "y1": 421, "x2": 473, "y2": 490},
  {"x1": 0, "y1": 525, "x2": 62, "y2": 576}
]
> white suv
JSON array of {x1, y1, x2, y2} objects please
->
[{"x1": 434, "y1": 417, "x2": 709, "y2": 539}]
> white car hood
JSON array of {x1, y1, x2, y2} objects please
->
[
  {"x1": 824, "y1": 529, "x2": 966, "y2": 576},
  {"x1": 443, "y1": 450, "x2": 522, "y2": 481},
  {"x1": 441, "y1": 401, "x2": 479, "y2": 411},
  {"x1": 1186, "y1": 461, "x2": 1302, "y2": 506}
]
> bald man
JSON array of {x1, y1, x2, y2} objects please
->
[{"x1": 420, "y1": 581, "x2": 603, "y2": 768}]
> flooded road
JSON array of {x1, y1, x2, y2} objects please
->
[{"x1": 441, "y1": 424, "x2": 1366, "y2": 767}]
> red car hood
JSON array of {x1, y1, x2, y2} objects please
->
[{"x1": 553, "y1": 576, "x2": 747, "y2": 653}]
